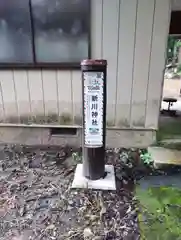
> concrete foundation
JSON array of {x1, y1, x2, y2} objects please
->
[
  {"x1": 71, "y1": 164, "x2": 116, "y2": 190},
  {"x1": 0, "y1": 125, "x2": 156, "y2": 148}
]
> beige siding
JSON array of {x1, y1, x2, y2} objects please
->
[
  {"x1": 0, "y1": 0, "x2": 171, "y2": 129},
  {"x1": 0, "y1": 71, "x2": 17, "y2": 119},
  {"x1": 13, "y1": 70, "x2": 30, "y2": 118},
  {"x1": 71, "y1": 71, "x2": 82, "y2": 122},
  {"x1": 102, "y1": 0, "x2": 120, "y2": 123},
  {"x1": 130, "y1": 0, "x2": 155, "y2": 127},
  {"x1": 145, "y1": 0, "x2": 171, "y2": 128},
  {"x1": 116, "y1": 0, "x2": 137, "y2": 127},
  {"x1": 41, "y1": 70, "x2": 58, "y2": 118},
  {"x1": 172, "y1": 0, "x2": 181, "y2": 10},
  {"x1": 57, "y1": 70, "x2": 72, "y2": 117},
  {"x1": 27, "y1": 70, "x2": 45, "y2": 120},
  {"x1": 91, "y1": 0, "x2": 103, "y2": 58}
]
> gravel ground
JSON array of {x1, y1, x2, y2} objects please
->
[{"x1": 0, "y1": 145, "x2": 140, "y2": 240}]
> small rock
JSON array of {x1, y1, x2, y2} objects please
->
[
  {"x1": 68, "y1": 200, "x2": 74, "y2": 206},
  {"x1": 63, "y1": 156, "x2": 77, "y2": 168},
  {"x1": 83, "y1": 228, "x2": 93, "y2": 239},
  {"x1": 92, "y1": 236, "x2": 104, "y2": 240},
  {"x1": 35, "y1": 210, "x2": 51, "y2": 224},
  {"x1": 106, "y1": 230, "x2": 117, "y2": 239},
  {"x1": 19, "y1": 205, "x2": 25, "y2": 217},
  {"x1": 45, "y1": 224, "x2": 56, "y2": 230},
  {"x1": 2, "y1": 163, "x2": 6, "y2": 171},
  {"x1": 123, "y1": 179, "x2": 128, "y2": 185},
  {"x1": 93, "y1": 237, "x2": 103, "y2": 240},
  {"x1": 8, "y1": 182, "x2": 19, "y2": 193},
  {"x1": 67, "y1": 205, "x2": 73, "y2": 211},
  {"x1": 100, "y1": 205, "x2": 107, "y2": 220},
  {"x1": 29, "y1": 155, "x2": 42, "y2": 168},
  {"x1": 12, "y1": 235, "x2": 23, "y2": 240},
  {"x1": 90, "y1": 215, "x2": 98, "y2": 222},
  {"x1": 56, "y1": 150, "x2": 67, "y2": 165},
  {"x1": 36, "y1": 198, "x2": 51, "y2": 210}
]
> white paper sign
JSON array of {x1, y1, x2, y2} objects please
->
[{"x1": 83, "y1": 71, "x2": 104, "y2": 147}]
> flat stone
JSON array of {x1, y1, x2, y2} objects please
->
[
  {"x1": 161, "y1": 138, "x2": 181, "y2": 144},
  {"x1": 138, "y1": 174, "x2": 181, "y2": 189},
  {"x1": 71, "y1": 164, "x2": 116, "y2": 190},
  {"x1": 148, "y1": 146, "x2": 181, "y2": 165}
]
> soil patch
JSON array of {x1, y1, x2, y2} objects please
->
[{"x1": 0, "y1": 145, "x2": 140, "y2": 240}]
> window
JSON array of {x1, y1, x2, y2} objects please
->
[
  {"x1": 170, "y1": 11, "x2": 181, "y2": 35},
  {"x1": 0, "y1": 0, "x2": 90, "y2": 68},
  {"x1": 0, "y1": 0, "x2": 33, "y2": 63}
]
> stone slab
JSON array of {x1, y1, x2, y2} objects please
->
[{"x1": 148, "y1": 146, "x2": 181, "y2": 165}]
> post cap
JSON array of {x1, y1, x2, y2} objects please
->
[{"x1": 81, "y1": 59, "x2": 107, "y2": 66}]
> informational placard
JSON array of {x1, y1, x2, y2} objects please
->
[{"x1": 83, "y1": 71, "x2": 104, "y2": 147}]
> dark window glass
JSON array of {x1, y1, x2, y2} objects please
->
[
  {"x1": 170, "y1": 11, "x2": 181, "y2": 35},
  {"x1": 31, "y1": 0, "x2": 89, "y2": 63},
  {"x1": 0, "y1": 0, "x2": 33, "y2": 63},
  {"x1": 0, "y1": 0, "x2": 90, "y2": 68}
]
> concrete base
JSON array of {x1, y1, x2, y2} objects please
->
[
  {"x1": 0, "y1": 125, "x2": 156, "y2": 148},
  {"x1": 71, "y1": 164, "x2": 116, "y2": 190}
]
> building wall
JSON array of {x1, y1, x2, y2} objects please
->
[
  {"x1": 172, "y1": 0, "x2": 181, "y2": 10},
  {"x1": 0, "y1": 0, "x2": 171, "y2": 129}
]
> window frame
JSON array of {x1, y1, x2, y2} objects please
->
[{"x1": 0, "y1": 0, "x2": 91, "y2": 70}]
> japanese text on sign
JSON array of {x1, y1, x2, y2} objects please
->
[{"x1": 83, "y1": 72, "x2": 104, "y2": 146}]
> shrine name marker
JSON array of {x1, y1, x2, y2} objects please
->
[{"x1": 81, "y1": 59, "x2": 107, "y2": 180}]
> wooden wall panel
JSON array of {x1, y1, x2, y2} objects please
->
[
  {"x1": 57, "y1": 70, "x2": 72, "y2": 117},
  {"x1": 102, "y1": 0, "x2": 120, "y2": 123},
  {"x1": 130, "y1": 0, "x2": 155, "y2": 127},
  {"x1": 116, "y1": 0, "x2": 137, "y2": 127},
  {"x1": 145, "y1": 0, "x2": 171, "y2": 128},
  {"x1": 0, "y1": 71, "x2": 17, "y2": 122},
  {"x1": 41, "y1": 70, "x2": 59, "y2": 122},
  {"x1": 27, "y1": 70, "x2": 45, "y2": 122},
  {"x1": 13, "y1": 70, "x2": 30, "y2": 121},
  {"x1": 0, "y1": 0, "x2": 171, "y2": 130}
]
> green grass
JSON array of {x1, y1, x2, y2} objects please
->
[
  {"x1": 157, "y1": 119, "x2": 181, "y2": 142},
  {"x1": 136, "y1": 186, "x2": 181, "y2": 240},
  {"x1": 156, "y1": 119, "x2": 181, "y2": 152},
  {"x1": 156, "y1": 118, "x2": 181, "y2": 150}
]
